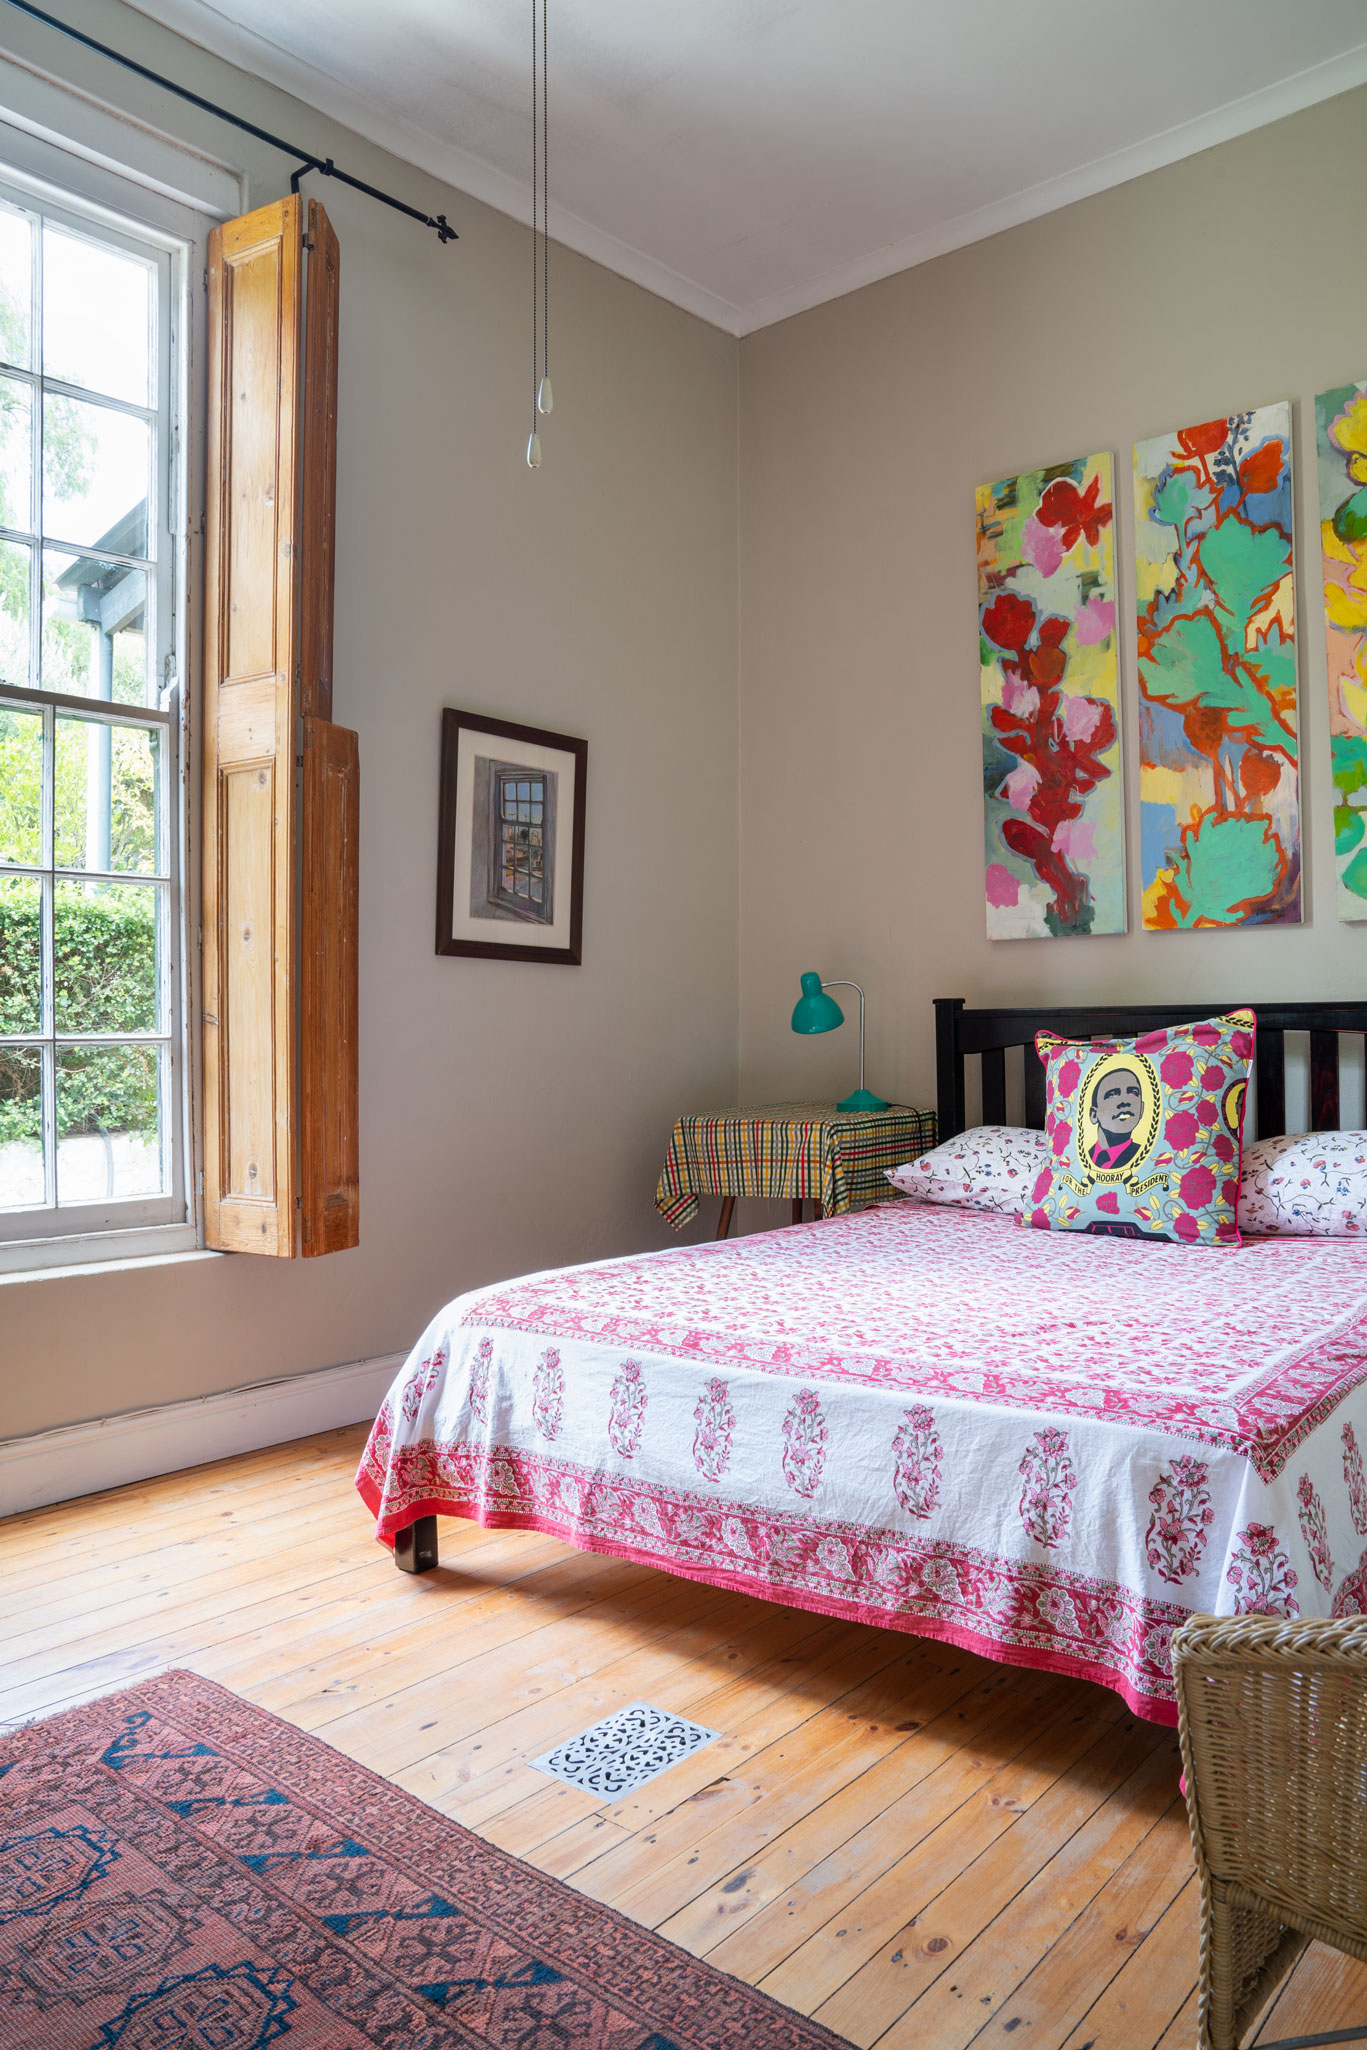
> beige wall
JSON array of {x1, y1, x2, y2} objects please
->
[
  {"x1": 738, "y1": 87, "x2": 1367, "y2": 1131},
  {"x1": 0, "y1": 0, "x2": 740, "y2": 1437},
  {"x1": 9, "y1": 23, "x2": 1367, "y2": 1436}
]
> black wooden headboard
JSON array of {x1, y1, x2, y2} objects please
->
[{"x1": 935, "y1": 998, "x2": 1367, "y2": 1144}]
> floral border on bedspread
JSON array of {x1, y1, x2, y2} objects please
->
[{"x1": 355, "y1": 1433, "x2": 1191, "y2": 1723}]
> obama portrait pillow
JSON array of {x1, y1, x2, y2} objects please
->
[{"x1": 1025, "y1": 1010, "x2": 1254, "y2": 1247}]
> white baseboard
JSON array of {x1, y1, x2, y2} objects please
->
[{"x1": 0, "y1": 1352, "x2": 405, "y2": 1517}]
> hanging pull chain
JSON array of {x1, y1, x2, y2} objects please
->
[
  {"x1": 526, "y1": 0, "x2": 551, "y2": 465},
  {"x1": 526, "y1": 0, "x2": 541, "y2": 467},
  {"x1": 537, "y1": 0, "x2": 552, "y2": 418}
]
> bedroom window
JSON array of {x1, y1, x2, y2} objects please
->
[{"x1": 0, "y1": 173, "x2": 188, "y2": 1267}]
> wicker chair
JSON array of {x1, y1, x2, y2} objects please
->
[{"x1": 1172, "y1": 1614, "x2": 1367, "y2": 2050}]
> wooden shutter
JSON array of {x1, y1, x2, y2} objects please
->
[
  {"x1": 297, "y1": 200, "x2": 359, "y2": 1254},
  {"x1": 300, "y1": 716, "x2": 359, "y2": 1252},
  {"x1": 203, "y1": 194, "x2": 359, "y2": 1257}
]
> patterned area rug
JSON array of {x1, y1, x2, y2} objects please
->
[{"x1": 0, "y1": 1671, "x2": 848, "y2": 2049}]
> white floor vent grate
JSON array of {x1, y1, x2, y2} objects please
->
[{"x1": 530, "y1": 1702, "x2": 721, "y2": 1799}]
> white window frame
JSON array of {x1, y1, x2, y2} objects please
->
[{"x1": 0, "y1": 106, "x2": 215, "y2": 1276}]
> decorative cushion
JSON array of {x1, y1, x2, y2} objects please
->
[
  {"x1": 1026, "y1": 1010, "x2": 1255, "y2": 1245},
  {"x1": 1240, "y1": 1131, "x2": 1367, "y2": 1237},
  {"x1": 886, "y1": 1125, "x2": 1048, "y2": 1215}
]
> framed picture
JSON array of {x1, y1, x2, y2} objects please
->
[{"x1": 436, "y1": 708, "x2": 587, "y2": 964}]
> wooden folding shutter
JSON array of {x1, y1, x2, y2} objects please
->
[
  {"x1": 203, "y1": 195, "x2": 359, "y2": 1256},
  {"x1": 298, "y1": 201, "x2": 359, "y2": 1254}
]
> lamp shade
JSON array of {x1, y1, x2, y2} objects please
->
[{"x1": 790, "y1": 970, "x2": 845, "y2": 1035}]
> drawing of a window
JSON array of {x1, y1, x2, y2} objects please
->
[{"x1": 472, "y1": 756, "x2": 557, "y2": 925}]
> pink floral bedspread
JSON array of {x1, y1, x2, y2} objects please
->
[{"x1": 356, "y1": 1204, "x2": 1367, "y2": 1722}]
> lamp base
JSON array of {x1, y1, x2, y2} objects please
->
[{"x1": 837, "y1": 1087, "x2": 889, "y2": 1113}]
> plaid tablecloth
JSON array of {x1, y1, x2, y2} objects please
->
[{"x1": 654, "y1": 1101, "x2": 937, "y2": 1230}]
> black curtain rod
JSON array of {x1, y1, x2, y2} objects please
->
[{"x1": 1, "y1": 0, "x2": 457, "y2": 242}]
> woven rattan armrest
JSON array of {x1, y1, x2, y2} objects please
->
[{"x1": 1173, "y1": 1615, "x2": 1367, "y2": 2050}]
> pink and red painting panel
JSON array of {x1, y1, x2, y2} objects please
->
[{"x1": 977, "y1": 452, "x2": 1125, "y2": 939}]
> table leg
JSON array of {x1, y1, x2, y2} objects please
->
[
  {"x1": 791, "y1": 1198, "x2": 804, "y2": 1225},
  {"x1": 716, "y1": 1196, "x2": 736, "y2": 1241}
]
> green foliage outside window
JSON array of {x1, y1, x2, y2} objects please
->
[
  {"x1": 0, "y1": 889, "x2": 157, "y2": 1144},
  {"x1": 0, "y1": 707, "x2": 157, "y2": 873}
]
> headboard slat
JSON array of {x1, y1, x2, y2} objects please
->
[
  {"x1": 1023, "y1": 1041, "x2": 1047, "y2": 1130},
  {"x1": 1256, "y1": 1028, "x2": 1286, "y2": 1140},
  {"x1": 981, "y1": 1045, "x2": 1006, "y2": 1125},
  {"x1": 934, "y1": 998, "x2": 966, "y2": 1146},
  {"x1": 1310, "y1": 1031, "x2": 1341, "y2": 1132}
]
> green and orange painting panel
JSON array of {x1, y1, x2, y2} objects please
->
[{"x1": 1133, "y1": 405, "x2": 1300, "y2": 930}]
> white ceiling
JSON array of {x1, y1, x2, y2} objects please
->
[{"x1": 123, "y1": 0, "x2": 1367, "y2": 333}]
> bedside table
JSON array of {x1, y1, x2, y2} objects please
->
[{"x1": 655, "y1": 1101, "x2": 937, "y2": 1238}]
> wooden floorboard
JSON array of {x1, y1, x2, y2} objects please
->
[
  {"x1": 3, "y1": 1424, "x2": 1365, "y2": 2049},
  {"x1": 1250, "y1": 1944, "x2": 1367, "y2": 2045}
]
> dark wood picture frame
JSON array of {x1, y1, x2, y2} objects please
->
[{"x1": 436, "y1": 708, "x2": 587, "y2": 965}]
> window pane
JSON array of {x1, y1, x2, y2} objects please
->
[
  {"x1": 53, "y1": 877, "x2": 158, "y2": 1033},
  {"x1": 42, "y1": 549, "x2": 151, "y2": 705},
  {"x1": 42, "y1": 392, "x2": 149, "y2": 554},
  {"x1": 0, "y1": 372, "x2": 33, "y2": 533},
  {"x1": 0, "y1": 192, "x2": 178, "y2": 1236},
  {"x1": 0, "y1": 873, "x2": 41, "y2": 1032},
  {"x1": 55, "y1": 716, "x2": 160, "y2": 875},
  {"x1": 0, "y1": 539, "x2": 31, "y2": 689},
  {"x1": 43, "y1": 224, "x2": 151, "y2": 407},
  {"x1": 0, "y1": 1044, "x2": 42, "y2": 1209},
  {"x1": 0, "y1": 703, "x2": 41, "y2": 864},
  {"x1": 0, "y1": 203, "x2": 32, "y2": 369},
  {"x1": 57, "y1": 1042, "x2": 163, "y2": 1202}
]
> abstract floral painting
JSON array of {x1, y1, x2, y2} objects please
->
[
  {"x1": 1314, "y1": 380, "x2": 1367, "y2": 921},
  {"x1": 1134, "y1": 404, "x2": 1299, "y2": 929},
  {"x1": 977, "y1": 453, "x2": 1124, "y2": 938}
]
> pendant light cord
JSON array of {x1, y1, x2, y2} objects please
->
[
  {"x1": 526, "y1": 0, "x2": 550, "y2": 463},
  {"x1": 531, "y1": 0, "x2": 539, "y2": 443},
  {"x1": 542, "y1": 0, "x2": 549, "y2": 387}
]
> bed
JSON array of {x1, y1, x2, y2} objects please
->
[{"x1": 356, "y1": 998, "x2": 1367, "y2": 1724}]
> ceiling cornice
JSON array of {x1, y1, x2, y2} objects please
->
[
  {"x1": 124, "y1": 2, "x2": 1367, "y2": 339},
  {"x1": 733, "y1": 36, "x2": 1367, "y2": 335}
]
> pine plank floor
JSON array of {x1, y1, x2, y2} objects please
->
[{"x1": 3, "y1": 1422, "x2": 1365, "y2": 2048}]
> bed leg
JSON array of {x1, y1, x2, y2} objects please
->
[{"x1": 394, "y1": 1515, "x2": 439, "y2": 1574}]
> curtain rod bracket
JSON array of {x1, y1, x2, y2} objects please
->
[{"x1": 290, "y1": 156, "x2": 334, "y2": 194}]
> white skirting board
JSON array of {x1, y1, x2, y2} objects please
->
[{"x1": 0, "y1": 1352, "x2": 405, "y2": 1517}]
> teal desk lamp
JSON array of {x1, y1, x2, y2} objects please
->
[{"x1": 790, "y1": 972, "x2": 888, "y2": 1113}]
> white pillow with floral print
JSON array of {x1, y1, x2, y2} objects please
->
[
  {"x1": 1239, "y1": 1131, "x2": 1367, "y2": 1237},
  {"x1": 886, "y1": 1125, "x2": 1048, "y2": 1216}
]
